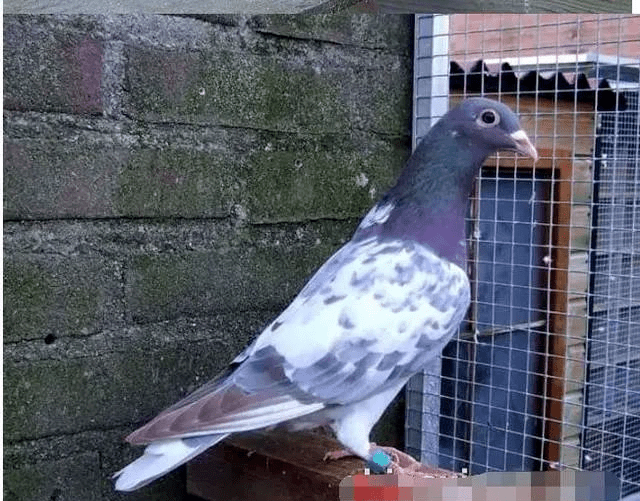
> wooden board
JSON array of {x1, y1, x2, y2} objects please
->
[
  {"x1": 350, "y1": 0, "x2": 631, "y2": 13},
  {"x1": 186, "y1": 430, "x2": 364, "y2": 501}
]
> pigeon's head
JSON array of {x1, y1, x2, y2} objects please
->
[{"x1": 446, "y1": 98, "x2": 538, "y2": 162}]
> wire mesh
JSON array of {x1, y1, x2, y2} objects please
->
[{"x1": 408, "y1": 14, "x2": 640, "y2": 499}]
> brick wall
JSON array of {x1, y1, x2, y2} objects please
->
[{"x1": 3, "y1": 15, "x2": 413, "y2": 500}]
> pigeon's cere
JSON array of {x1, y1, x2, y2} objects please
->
[{"x1": 113, "y1": 98, "x2": 538, "y2": 491}]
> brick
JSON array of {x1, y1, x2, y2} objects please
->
[
  {"x1": 4, "y1": 428, "x2": 188, "y2": 501},
  {"x1": 5, "y1": 119, "x2": 408, "y2": 221},
  {"x1": 3, "y1": 255, "x2": 123, "y2": 343},
  {"x1": 114, "y1": 145, "x2": 239, "y2": 219},
  {"x1": 3, "y1": 452, "x2": 101, "y2": 501},
  {"x1": 2, "y1": 218, "x2": 356, "y2": 260},
  {"x1": 3, "y1": 136, "x2": 129, "y2": 220},
  {"x1": 3, "y1": 16, "x2": 104, "y2": 115},
  {"x1": 124, "y1": 42, "x2": 411, "y2": 135}
]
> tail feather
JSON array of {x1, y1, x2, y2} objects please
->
[{"x1": 113, "y1": 434, "x2": 227, "y2": 492}]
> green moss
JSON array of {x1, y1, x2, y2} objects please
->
[
  {"x1": 60, "y1": 281, "x2": 99, "y2": 331},
  {"x1": 115, "y1": 148, "x2": 236, "y2": 218},
  {"x1": 127, "y1": 239, "x2": 340, "y2": 324},
  {"x1": 252, "y1": 63, "x2": 348, "y2": 133},
  {"x1": 3, "y1": 262, "x2": 53, "y2": 343},
  {"x1": 3, "y1": 452, "x2": 101, "y2": 501},
  {"x1": 245, "y1": 134, "x2": 405, "y2": 222},
  {"x1": 182, "y1": 52, "x2": 349, "y2": 133},
  {"x1": 4, "y1": 360, "x2": 87, "y2": 440},
  {"x1": 129, "y1": 48, "x2": 351, "y2": 133},
  {"x1": 130, "y1": 254, "x2": 193, "y2": 319},
  {"x1": 371, "y1": 72, "x2": 412, "y2": 135},
  {"x1": 3, "y1": 258, "x2": 103, "y2": 343}
]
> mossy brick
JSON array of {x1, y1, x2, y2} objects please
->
[
  {"x1": 248, "y1": 14, "x2": 413, "y2": 54},
  {"x1": 125, "y1": 240, "x2": 337, "y2": 324},
  {"x1": 4, "y1": 334, "x2": 242, "y2": 442},
  {"x1": 124, "y1": 43, "x2": 411, "y2": 135},
  {"x1": 3, "y1": 255, "x2": 123, "y2": 343},
  {"x1": 3, "y1": 138, "x2": 129, "y2": 220},
  {"x1": 114, "y1": 146, "x2": 240, "y2": 219},
  {"x1": 244, "y1": 132, "x2": 409, "y2": 222},
  {"x1": 3, "y1": 17, "x2": 104, "y2": 115},
  {"x1": 3, "y1": 452, "x2": 101, "y2": 501},
  {"x1": 3, "y1": 428, "x2": 188, "y2": 501}
]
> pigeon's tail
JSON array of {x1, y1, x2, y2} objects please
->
[{"x1": 113, "y1": 434, "x2": 227, "y2": 492}]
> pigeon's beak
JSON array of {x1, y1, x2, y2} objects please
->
[{"x1": 510, "y1": 130, "x2": 538, "y2": 162}]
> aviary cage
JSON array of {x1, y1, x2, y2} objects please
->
[{"x1": 407, "y1": 14, "x2": 640, "y2": 499}]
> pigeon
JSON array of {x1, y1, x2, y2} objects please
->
[{"x1": 113, "y1": 97, "x2": 538, "y2": 491}]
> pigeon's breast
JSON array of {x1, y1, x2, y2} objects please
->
[{"x1": 252, "y1": 237, "x2": 470, "y2": 403}]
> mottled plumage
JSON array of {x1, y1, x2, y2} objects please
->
[{"x1": 114, "y1": 98, "x2": 537, "y2": 491}]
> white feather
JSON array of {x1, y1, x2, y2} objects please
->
[
  {"x1": 113, "y1": 435, "x2": 225, "y2": 492},
  {"x1": 327, "y1": 380, "x2": 408, "y2": 458},
  {"x1": 255, "y1": 237, "x2": 468, "y2": 368},
  {"x1": 358, "y1": 202, "x2": 395, "y2": 230}
]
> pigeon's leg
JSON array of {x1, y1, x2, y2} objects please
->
[
  {"x1": 375, "y1": 446, "x2": 464, "y2": 478},
  {"x1": 326, "y1": 382, "x2": 407, "y2": 471}
]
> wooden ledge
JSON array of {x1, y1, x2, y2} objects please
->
[{"x1": 186, "y1": 430, "x2": 364, "y2": 501}]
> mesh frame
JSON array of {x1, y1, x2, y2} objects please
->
[{"x1": 408, "y1": 14, "x2": 640, "y2": 498}]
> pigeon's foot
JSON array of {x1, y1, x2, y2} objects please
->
[
  {"x1": 323, "y1": 449, "x2": 355, "y2": 461},
  {"x1": 323, "y1": 443, "x2": 392, "y2": 473},
  {"x1": 323, "y1": 444, "x2": 460, "y2": 477},
  {"x1": 376, "y1": 446, "x2": 464, "y2": 478},
  {"x1": 323, "y1": 442, "x2": 383, "y2": 464}
]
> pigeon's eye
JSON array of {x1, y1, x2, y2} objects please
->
[{"x1": 477, "y1": 109, "x2": 500, "y2": 127}]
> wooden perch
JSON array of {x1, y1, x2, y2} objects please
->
[
  {"x1": 186, "y1": 429, "x2": 460, "y2": 501},
  {"x1": 186, "y1": 430, "x2": 363, "y2": 501}
]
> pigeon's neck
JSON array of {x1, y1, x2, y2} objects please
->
[
  {"x1": 395, "y1": 125, "x2": 486, "y2": 211},
  {"x1": 356, "y1": 128, "x2": 486, "y2": 268}
]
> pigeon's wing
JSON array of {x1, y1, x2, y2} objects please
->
[
  {"x1": 125, "y1": 236, "x2": 470, "y2": 445},
  {"x1": 124, "y1": 347, "x2": 325, "y2": 445},
  {"x1": 252, "y1": 236, "x2": 471, "y2": 404}
]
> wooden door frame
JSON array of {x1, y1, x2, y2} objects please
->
[{"x1": 480, "y1": 148, "x2": 573, "y2": 467}]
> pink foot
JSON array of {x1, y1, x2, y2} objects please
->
[
  {"x1": 323, "y1": 449, "x2": 356, "y2": 461},
  {"x1": 323, "y1": 441, "x2": 382, "y2": 462}
]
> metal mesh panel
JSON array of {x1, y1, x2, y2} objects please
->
[
  {"x1": 586, "y1": 90, "x2": 640, "y2": 498},
  {"x1": 408, "y1": 14, "x2": 640, "y2": 499}
]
